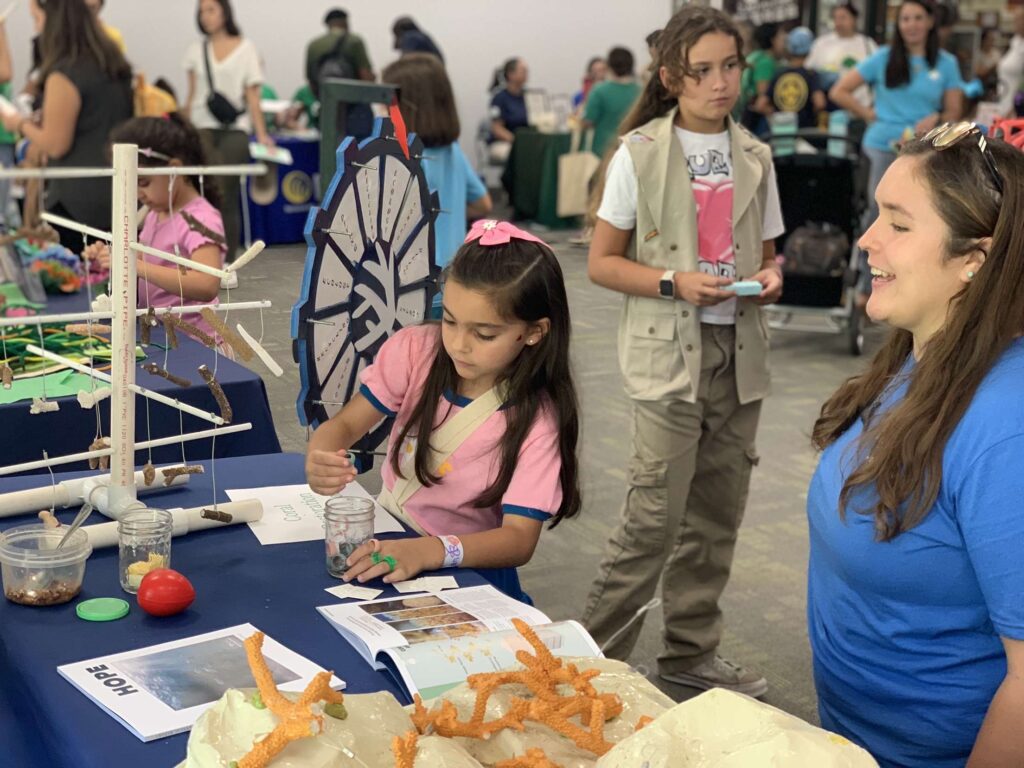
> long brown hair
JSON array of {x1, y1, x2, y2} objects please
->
[
  {"x1": 390, "y1": 239, "x2": 581, "y2": 527},
  {"x1": 382, "y1": 54, "x2": 460, "y2": 148},
  {"x1": 812, "y1": 134, "x2": 1024, "y2": 540},
  {"x1": 619, "y1": 5, "x2": 744, "y2": 137},
  {"x1": 586, "y1": 6, "x2": 745, "y2": 225},
  {"x1": 886, "y1": 0, "x2": 940, "y2": 89},
  {"x1": 38, "y1": 0, "x2": 131, "y2": 82}
]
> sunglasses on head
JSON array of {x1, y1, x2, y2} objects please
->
[{"x1": 921, "y1": 121, "x2": 1004, "y2": 196}]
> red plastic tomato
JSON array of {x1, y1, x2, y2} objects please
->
[{"x1": 137, "y1": 568, "x2": 195, "y2": 616}]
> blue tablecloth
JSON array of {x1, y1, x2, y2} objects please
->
[
  {"x1": 0, "y1": 453, "x2": 487, "y2": 768},
  {"x1": 1, "y1": 293, "x2": 280, "y2": 474},
  {"x1": 245, "y1": 135, "x2": 320, "y2": 245}
]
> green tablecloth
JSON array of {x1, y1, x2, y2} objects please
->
[{"x1": 502, "y1": 128, "x2": 578, "y2": 229}]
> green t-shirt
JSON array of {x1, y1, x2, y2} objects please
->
[
  {"x1": 260, "y1": 84, "x2": 278, "y2": 133},
  {"x1": 583, "y1": 79, "x2": 641, "y2": 157},
  {"x1": 739, "y1": 50, "x2": 779, "y2": 114},
  {"x1": 291, "y1": 84, "x2": 319, "y2": 129},
  {"x1": 0, "y1": 84, "x2": 16, "y2": 145},
  {"x1": 305, "y1": 31, "x2": 372, "y2": 91}
]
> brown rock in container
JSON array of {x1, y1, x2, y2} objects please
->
[{"x1": 5, "y1": 581, "x2": 82, "y2": 605}]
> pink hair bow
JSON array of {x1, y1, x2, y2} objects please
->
[{"x1": 465, "y1": 219, "x2": 548, "y2": 247}]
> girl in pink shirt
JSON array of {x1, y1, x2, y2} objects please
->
[
  {"x1": 306, "y1": 221, "x2": 582, "y2": 596},
  {"x1": 87, "y1": 114, "x2": 227, "y2": 346}
]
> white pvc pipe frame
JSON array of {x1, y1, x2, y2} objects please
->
[
  {"x1": 0, "y1": 300, "x2": 272, "y2": 328},
  {"x1": 0, "y1": 146, "x2": 269, "y2": 520}
]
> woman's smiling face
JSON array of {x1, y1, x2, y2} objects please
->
[{"x1": 858, "y1": 155, "x2": 975, "y2": 351}]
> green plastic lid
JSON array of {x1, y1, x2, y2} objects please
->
[{"x1": 76, "y1": 597, "x2": 130, "y2": 622}]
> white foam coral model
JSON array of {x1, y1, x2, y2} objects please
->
[{"x1": 180, "y1": 623, "x2": 878, "y2": 768}]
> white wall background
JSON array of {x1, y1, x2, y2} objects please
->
[{"x1": 4, "y1": 0, "x2": 672, "y2": 167}]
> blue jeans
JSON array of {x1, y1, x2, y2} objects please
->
[{"x1": 857, "y1": 145, "x2": 897, "y2": 295}]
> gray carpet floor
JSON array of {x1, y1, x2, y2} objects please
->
[{"x1": 227, "y1": 223, "x2": 886, "y2": 725}]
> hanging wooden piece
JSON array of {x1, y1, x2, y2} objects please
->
[
  {"x1": 142, "y1": 362, "x2": 191, "y2": 388},
  {"x1": 200, "y1": 307, "x2": 253, "y2": 361},
  {"x1": 161, "y1": 313, "x2": 179, "y2": 349},
  {"x1": 87, "y1": 436, "x2": 110, "y2": 469},
  {"x1": 198, "y1": 364, "x2": 232, "y2": 423}
]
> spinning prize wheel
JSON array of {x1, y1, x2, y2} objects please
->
[{"x1": 292, "y1": 116, "x2": 440, "y2": 458}]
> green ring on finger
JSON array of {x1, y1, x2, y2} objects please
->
[{"x1": 370, "y1": 551, "x2": 398, "y2": 572}]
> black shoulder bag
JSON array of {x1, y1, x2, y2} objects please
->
[{"x1": 202, "y1": 41, "x2": 243, "y2": 127}]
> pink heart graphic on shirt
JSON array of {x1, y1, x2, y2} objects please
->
[{"x1": 692, "y1": 179, "x2": 735, "y2": 272}]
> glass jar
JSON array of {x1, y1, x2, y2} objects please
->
[
  {"x1": 324, "y1": 497, "x2": 375, "y2": 578},
  {"x1": 118, "y1": 508, "x2": 173, "y2": 594}
]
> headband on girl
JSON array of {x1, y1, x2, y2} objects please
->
[
  {"x1": 465, "y1": 219, "x2": 549, "y2": 248},
  {"x1": 139, "y1": 147, "x2": 172, "y2": 162}
]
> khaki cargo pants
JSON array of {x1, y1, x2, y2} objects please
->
[{"x1": 581, "y1": 324, "x2": 761, "y2": 676}]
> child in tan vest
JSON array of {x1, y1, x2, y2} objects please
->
[{"x1": 581, "y1": 5, "x2": 784, "y2": 698}]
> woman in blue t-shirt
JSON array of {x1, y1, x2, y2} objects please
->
[
  {"x1": 807, "y1": 124, "x2": 1024, "y2": 766},
  {"x1": 830, "y1": 0, "x2": 962, "y2": 304}
]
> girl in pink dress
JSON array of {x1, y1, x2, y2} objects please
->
[{"x1": 86, "y1": 114, "x2": 227, "y2": 347}]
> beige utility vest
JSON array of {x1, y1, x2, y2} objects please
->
[{"x1": 617, "y1": 109, "x2": 773, "y2": 405}]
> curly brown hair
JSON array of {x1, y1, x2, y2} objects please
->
[{"x1": 812, "y1": 133, "x2": 1024, "y2": 540}]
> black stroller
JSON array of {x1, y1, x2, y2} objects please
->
[{"x1": 763, "y1": 130, "x2": 869, "y2": 355}]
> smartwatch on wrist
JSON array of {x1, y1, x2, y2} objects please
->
[{"x1": 658, "y1": 270, "x2": 676, "y2": 299}]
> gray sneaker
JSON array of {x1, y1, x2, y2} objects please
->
[{"x1": 659, "y1": 655, "x2": 768, "y2": 698}]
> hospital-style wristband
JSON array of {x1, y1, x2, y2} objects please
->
[{"x1": 438, "y1": 535, "x2": 464, "y2": 568}]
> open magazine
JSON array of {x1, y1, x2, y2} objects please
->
[
  {"x1": 56, "y1": 624, "x2": 345, "y2": 742},
  {"x1": 317, "y1": 584, "x2": 602, "y2": 701}
]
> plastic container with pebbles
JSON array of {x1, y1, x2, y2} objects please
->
[{"x1": 0, "y1": 524, "x2": 93, "y2": 606}]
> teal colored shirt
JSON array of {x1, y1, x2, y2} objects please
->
[
  {"x1": 857, "y1": 47, "x2": 963, "y2": 151},
  {"x1": 583, "y1": 79, "x2": 641, "y2": 157}
]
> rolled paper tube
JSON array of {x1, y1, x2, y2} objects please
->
[
  {"x1": 200, "y1": 507, "x2": 233, "y2": 523},
  {"x1": 142, "y1": 362, "x2": 191, "y2": 388},
  {"x1": 65, "y1": 324, "x2": 112, "y2": 336},
  {"x1": 200, "y1": 308, "x2": 253, "y2": 362},
  {"x1": 198, "y1": 364, "x2": 232, "y2": 423},
  {"x1": 235, "y1": 323, "x2": 283, "y2": 377},
  {"x1": 161, "y1": 313, "x2": 179, "y2": 349}
]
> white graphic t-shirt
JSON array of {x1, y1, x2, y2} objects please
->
[{"x1": 598, "y1": 127, "x2": 785, "y2": 325}]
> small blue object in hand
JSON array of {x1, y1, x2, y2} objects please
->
[{"x1": 723, "y1": 280, "x2": 763, "y2": 296}]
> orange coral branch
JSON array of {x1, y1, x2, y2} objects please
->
[
  {"x1": 635, "y1": 715, "x2": 654, "y2": 731},
  {"x1": 411, "y1": 618, "x2": 623, "y2": 755},
  {"x1": 496, "y1": 748, "x2": 564, "y2": 768},
  {"x1": 391, "y1": 730, "x2": 419, "y2": 768},
  {"x1": 237, "y1": 718, "x2": 314, "y2": 768},
  {"x1": 238, "y1": 632, "x2": 344, "y2": 768}
]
